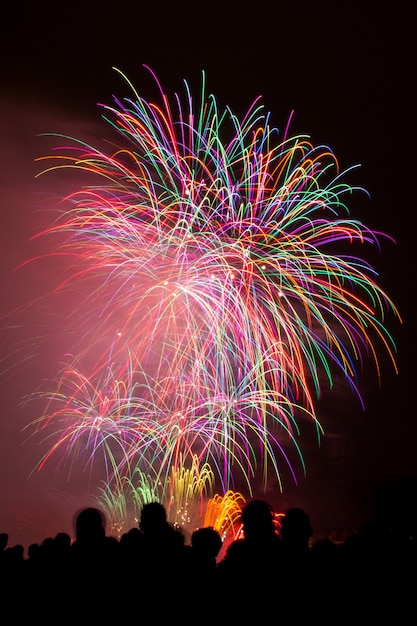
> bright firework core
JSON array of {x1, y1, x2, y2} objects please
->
[{"x1": 19, "y1": 65, "x2": 399, "y2": 536}]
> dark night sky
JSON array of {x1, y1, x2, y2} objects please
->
[{"x1": 1, "y1": 2, "x2": 415, "y2": 549}]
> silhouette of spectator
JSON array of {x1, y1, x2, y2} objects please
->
[
  {"x1": 219, "y1": 499, "x2": 281, "y2": 563},
  {"x1": 54, "y1": 531, "x2": 71, "y2": 552},
  {"x1": 0, "y1": 532, "x2": 8, "y2": 553},
  {"x1": 2, "y1": 542, "x2": 26, "y2": 597},
  {"x1": 73, "y1": 506, "x2": 106, "y2": 544},
  {"x1": 139, "y1": 501, "x2": 187, "y2": 552},
  {"x1": 2, "y1": 542, "x2": 24, "y2": 568},
  {"x1": 0, "y1": 532, "x2": 8, "y2": 568},
  {"x1": 25, "y1": 541, "x2": 42, "y2": 583},
  {"x1": 119, "y1": 525, "x2": 145, "y2": 570},
  {"x1": 279, "y1": 506, "x2": 318, "y2": 613},
  {"x1": 27, "y1": 541, "x2": 41, "y2": 562},
  {"x1": 23, "y1": 532, "x2": 73, "y2": 611},
  {"x1": 136, "y1": 502, "x2": 190, "y2": 607},
  {"x1": 191, "y1": 526, "x2": 222, "y2": 561},
  {"x1": 280, "y1": 506, "x2": 312, "y2": 555},
  {"x1": 310, "y1": 536, "x2": 342, "y2": 605},
  {"x1": 68, "y1": 506, "x2": 121, "y2": 619},
  {"x1": 311, "y1": 536, "x2": 339, "y2": 568},
  {"x1": 71, "y1": 505, "x2": 120, "y2": 564},
  {"x1": 189, "y1": 526, "x2": 222, "y2": 582},
  {"x1": 217, "y1": 499, "x2": 282, "y2": 617}
]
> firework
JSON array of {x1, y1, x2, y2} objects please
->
[
  {"x1": 22, "y1": 65, "x2": 399, "y2": 511},
  {"x1": 203, "y1": 490, "x2": 247, "y2": 539}
]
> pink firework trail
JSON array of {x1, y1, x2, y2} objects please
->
[{"x1": 19, "y1": 65, "x2": 400, "y2": 521}]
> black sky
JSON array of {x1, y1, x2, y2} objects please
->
[{"x1": 1, "y1": 1, "x2": 415, "y2": 549}]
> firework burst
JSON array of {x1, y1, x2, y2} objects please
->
[{"x1": 21, "y1": 65, "x2": 399, "y2": 517}]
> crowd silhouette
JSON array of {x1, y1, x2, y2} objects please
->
[{"x1": 1, "y1": 499, "x2": 415, "y2": 621}]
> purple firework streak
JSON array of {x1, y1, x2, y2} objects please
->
[{"x1": 13, "y1": 65, "x2": 400, "y2": 528}]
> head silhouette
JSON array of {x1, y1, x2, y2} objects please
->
[
  {"x1": 191, "y1": 526, "x2": 223, "y2": 560},
  {"x1": 241, "y1": 499, "x2": 276, "y2": 541},
  {"x1": 74, "y1": 506, "x2": 106, "y2": 543},
  {"x1": 139, "y1": 501, "x2": 168, "y2": 534},
  {"x1": 280, "y1": 507, "x2": 312, "y2": 546},
  {"x1": 0, "y1": 533, "x2": 8, "y2": 551}
]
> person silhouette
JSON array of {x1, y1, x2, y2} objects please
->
[
  {"x1": 189, "y1": 526, "x2": 223, "y2": 583},
  {"x1": 73, "y1": 506, "x2": 106, "y2": 545},
  {"x1": 68, "y1": 506, "x2": 121, "y2": 619},
  {"x1": 119, "y1": 525, "x2": 144, "y2": 570},
  {"x1": 0, "y1": 532, "x2": 9, "y2": 570},
  {"x1": 280, "y1": 506, "x2": 313, "y2": 557},
  {"x1": 0, "y1": 532, "x2": 8, "y2": 554},
  {"x1": 136, "y1": 502, "x2": 190, "y2": 610},
  {"x1": 279, "y1": 506, "x2": 315, "y2": 612},
  {"x1": 217, "y1": 499, "x2": 281, "y2": 616}
]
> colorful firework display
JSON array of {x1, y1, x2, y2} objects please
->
[{"x1": 21, "y1": 65, "x2": 400, "y2": 534}]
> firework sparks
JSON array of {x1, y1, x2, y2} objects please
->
[{"x1": 20, "y1": 65, "x2": 399, "y2": 514}]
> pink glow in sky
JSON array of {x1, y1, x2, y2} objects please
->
[{"x1": 0, "y1": 3, "x2": 414, "y2": 552}]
